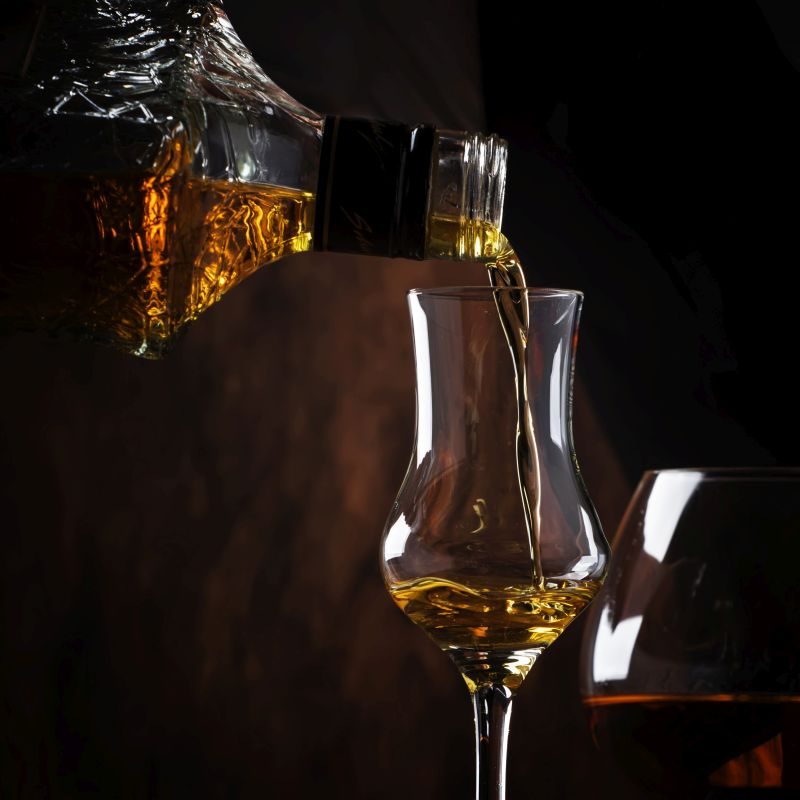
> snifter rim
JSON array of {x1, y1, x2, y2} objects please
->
[
  {"x1": 408, "y1": 286, "x2": 583, "y2": 299},
  {"x1": 641, "y1": 467, "x2": 800, "y2": 480}
]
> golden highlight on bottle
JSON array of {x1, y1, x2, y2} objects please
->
[{"x1": 0, "y1": 170, "x2": 313, "y2": 357}]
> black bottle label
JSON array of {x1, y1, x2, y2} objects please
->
[{"x1": 314, "y1": 116, "x2": 434, "y2": 260}]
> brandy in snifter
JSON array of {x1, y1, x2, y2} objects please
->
[{"x1": 581, "y1": 468, "x2": 800, "y2": 798}]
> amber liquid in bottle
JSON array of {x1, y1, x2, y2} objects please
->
[{"x1": 0, "y1": 166, "x2": 313, "y2": 357}]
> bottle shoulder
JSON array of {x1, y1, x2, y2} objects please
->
[{"x1": 1, "y1": 0, "x2": 323, "y2": 191}]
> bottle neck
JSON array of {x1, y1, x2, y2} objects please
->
[
  {"x1": 313, "y1": 117, "x2": 507, "y2": 261},
  {"x1": 426, "y1": 130, "x2": 508, "y2": 261},
  {"x1": 313, "y1": 117, "x2": 434, "y2": 259}
]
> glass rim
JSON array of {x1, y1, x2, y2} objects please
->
[
  {"x1": 642, "y1": 467, "x2": 800, "y2": 480},
  {"x1": 408, "y1": 286, "x2": 583, "y2": 299}
]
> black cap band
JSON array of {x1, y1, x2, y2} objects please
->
[{"x1": 314, "y1": 116, "x2": 435, "y2": 259}]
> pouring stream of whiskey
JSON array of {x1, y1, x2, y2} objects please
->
[{"x1": 485, "y1": 241, "x2": 543, "y2": 590}]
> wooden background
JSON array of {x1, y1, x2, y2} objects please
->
[{"x1": 2, "y1": 2, "x2": 798, "y2": 797}]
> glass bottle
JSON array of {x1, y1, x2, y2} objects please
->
[{"x1": 0, "y1": 0, "x2": 507, "y2": 357}]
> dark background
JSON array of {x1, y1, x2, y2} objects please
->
[{"x1": 1, "y1": 1, "x2": 799, "y2": 797}]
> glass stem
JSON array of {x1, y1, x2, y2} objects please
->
[{"x1": 472, "y1": 683, "x2": 515, "y2": 800}]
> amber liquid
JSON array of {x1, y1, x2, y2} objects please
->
[
  {"x1": 0, "y1": 170, "x2": 313, "y2": 357},
  {"x1": 0, "y1": 171, "x2": 509, "y2": 361},
  {"x1": 585, "y1": 694, "x2": 800, "y2": 797},
  {"x1": 391, "y1": 577, "x2": 599, "y2": 690}
]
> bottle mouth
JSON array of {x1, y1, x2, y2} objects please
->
[
  {"x1": 430, "y1": 131, "x2": 508, "y2": 232},
  {"x1": 464, "y1": 132, "x2": 507, "y2": 232}
]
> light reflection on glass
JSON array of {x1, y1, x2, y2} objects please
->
[
  {"x1": 642, "y1": 471, "x2": 703, "y2": 562},
  {"x1": 592, "y1": 608, "x2": 644, "y2": 683}
]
